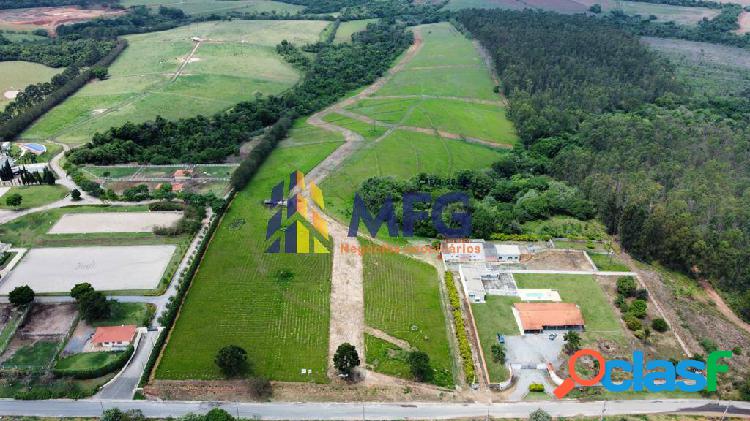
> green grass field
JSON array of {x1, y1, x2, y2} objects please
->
[
  {"x1": 362, "y1": 242, "x2": 453, "y2": 386},
  {"x1": 514, "y1": 273, "x2": 627, "y2": 346},
  {"x1": 615, "y1": 1, "x2": 719, "y2": 25},
  {"x1": 21, "y1": 20, "x2": 327, "y2": 145},
  {"x1": 321, "y1": 113, "x2": 388, "y2": 141},
  {"x1": 0, "y1": 185, "x2": 68, "y2": 210},
  {"x1": 156, "y1": 135, "x2": 342, "y2": 382},
  {"x1": 119, "y1": 0, "x2": 303, "y2": 15},
  {"x1": 321, "y1": 129, "x2": 502, "y2": 222},
  {"x1": 93, "y1": 302, "x2": 154, "y2": 327},
  {"x1": 334, "y1": 19, "x2": 377, "y2": 44},
  {"x1": 278, "y1": 117, "x2": 346, "y2": 148},
  {"x1": 346, "y1": 98, "x2": 517, "y2": 144},
  {"x1": 0, "y1": 61, "x2": 61, "y2": 110},
  {"x1": 55, "y1": 351, "x2": 123, "y2": 372},
  {"x1": 471, "y1": 296, "x2": 518, "y2": 382},
  {"x1": 588, "y1": 253, "x2": 630, "y2": 272},
  {"x1": 376, "y1": 66, "x2": 497, "y2": 100},
  {"x1": 364, "y1": 334, "x2": 412, "y2": 380},
  {"x1": 405, "y1": 23, "x2": 483, "y2": 69},
  {"x1": 2, "y1": 341, "x2": 58, "y2": 369}
]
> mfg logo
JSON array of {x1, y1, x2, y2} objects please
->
[{"x1": 347, "y1": 192, "x2": 472, "y2": 238}]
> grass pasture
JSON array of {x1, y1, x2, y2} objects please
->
[
  {"x1": 642, "y1": 37, "x2": 750, "y2": 96},
  {"x1": 615, "y1": 2, "x2": 719, "y2": 25},
  {"x1": 2, "y1": 341, "x2": 58, "y2": 370},
  {"x1": 0, "y1": 61, "x2": 61, "y2": 110},
  {"x1": 119, "y1": 0, "x2": 303, "y2": 15},
  {"x1": 346, "y1": 98, "x2": 517, "y2": 144},
  {"x1": 155, "y1": 138, "x2": 342, "y2": 382},
  {"x1": 376, "y1": 66, "x2": 497, "y2": 100},
  {"x1": 321, "y1": 129, "x2": 502, "y2": 222},
  {"x1": 362, "y1": 242, "x2": 453, "y2": 386},
  {"x1": 278, "y1": 117, "x2": 346, "y2": 148},
  {"x1": 334, "y1": 19, "x2": 378, "y2": 44},
  {"x1": 588, "y1": 253, "x2": 630, "y2": 272},
  {"x1": 364, "y1": 334, "x2": 412, "y2": 380},
  {"x1": 22, "y1": 20, "x2": 327, "y2": 145},
  {"x1": 513, "y1": 273, "x2": 627, "y2": 346}
]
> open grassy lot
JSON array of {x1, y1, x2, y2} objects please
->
[
  {"x1": 156, "y1": 139, "x2": 342, "y2": 382},
  {"x1": 0, "y1": 61, "x2": 61, "y2": 110},
  {"x1": 278, "y1": 117, "x2": 346, "y2": 147},
  {"x1": 362, "y1": 243, "x2": 453, "y2": 386},
  {"x1": 0, "y1": 185, "x2": 68, "y2": 210},
  {"x1": 55, "y1": 351, "x2": 123, "y2": 372},
  {"x1": 346, "y1": 98, "x2": 517, "y2": 144},
  {"x1": 321, "y1": 129, "x2": 502, "y2": 222},
  {"x1": 588, "y1": 253, "x2": 630, "y2": 272},
  {"x1": 21, "y1": 20, "x2": 327, "y2": 145},
  {"x1": 120, "y1": 0, "x2": 303, "y2": 15},
  {"x1": 2, "y1": 341, "x2": 58, "y2": 370},
  {"x1": 615, "y1": 2, "x2": 719, "y2": 25},
  {"x1": 643, "y1": 37, "x2": 750, "y2": 97},
  {"x1": 93, "y1": 302, "x2": 154, "y2": 327},
  {"x1": 514, "y1": 273, "x2": 627, "y2": 346},
  {"x1": 321, "y1": 113, "x2": 388, "y2": 141},
  {"x1": 364, "y1": 334, "x2": 412, "y2": 380},
  {"x1": 471, "y1": 295, "x2": 518, "y2": 382},
  {"x1": 405, "y1": 22, "x2": 483, "y2": 69},
  {"x1": 376, "y1": 66, "x2": 497, "y2": 100},
  {"x1": 334, "y1": 19, "x2": 378, "y2": 44}
]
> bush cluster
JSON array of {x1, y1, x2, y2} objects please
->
[{"x1": 445, "y1": 272, "x2": 475, "y2": 383}]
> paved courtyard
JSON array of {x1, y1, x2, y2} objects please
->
[
  {"x1": 505, "y1": 332, "x2": 565, "y2": 367},
  {"x1": 0, "y1": 245, "x2": 176, "y2": 294}
]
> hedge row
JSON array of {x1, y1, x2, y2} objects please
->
[
  {"x1": 0, "y1": 38, "x2": 127, "y2": 141},
  {"x1": 138, "y1": 200, "x2": 227, "y2": 387},
  {"x1": 489, "y1": 233, "x2": 553, "y2": 241},
  {"x1": 445, "y1": 271, "x2": 475, "y2": 383},
  {"x1": 53, "y1": 345, "x2": 134, "y2": 380}
]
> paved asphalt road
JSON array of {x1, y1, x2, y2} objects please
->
[{"x1": 0, "y1": 399, "x2": 748, "y2": 419}]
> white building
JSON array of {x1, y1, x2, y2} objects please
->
[
  {"x1": 495, "y1": 244, "x2": 521, "y2": 262},
  {"x1": 441, "y1": 240, "x2": 484, "y2": 263}
]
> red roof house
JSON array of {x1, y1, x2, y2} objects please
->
[{"x1": 91, "y1": 325, "x2": 137, "y2": 349}]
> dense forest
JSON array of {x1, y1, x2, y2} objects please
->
[
  {"x1": 456, "y1": 9, "x2": 750, "y2": 321},
  {"x1": 67, "y1": 21, "x2": 413, "y2": 168},
  {"x1": 0, "y1": 38, "x2": 115, "y2": 67},
  {"x1": 56, "y1": 6, "x2": 190, "y2": 39}
]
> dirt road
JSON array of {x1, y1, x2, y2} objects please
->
[{"x1": 700, "y1": 279, "x2": 750, "y2": 336}]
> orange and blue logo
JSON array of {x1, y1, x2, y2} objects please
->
[{"x1": 265, "y1": 170, "x2": 329, "y2": 254}]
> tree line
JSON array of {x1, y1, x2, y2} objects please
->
[{"x1": 456, "y1": 9, "x2": 750, "y2": 322}]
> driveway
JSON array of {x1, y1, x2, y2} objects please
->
[{"x1": 505, "y1": 332, "x2": 565, "y2": 367}]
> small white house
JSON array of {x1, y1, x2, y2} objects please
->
[
  {"x1": 458, "y1": 264, "x2": 486, "y2": 303},
  {"x1": 495, "y1": 244, "x2": 521, "y2": 262}
]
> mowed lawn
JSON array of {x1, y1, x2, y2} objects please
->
[
  {"x1": 513, "y1": 273, "x2": 627, "y2": 346},
  {"x1": 22, "y1": 20, "x2": 327, "y2": 145},
  {"x1": 321, "y1": 129, "x2": 502, "y2": 222},
  {"x1": 362, "y1": 242, "x2": 454, "y2": 386},
  {"x1": 0, "y1": 185, "x2": 68, "y2": 210},
  {"x1": 0, "y1": 61, "x2": 61, "y2": 110},
  {"x1": 156, "y1": 138, "x2": 343, "y2": 382},
  {"x1": 471, "y1": 295, "x2": 520, "y2": 382},
  {"x1": 346, "y1": 98, "x2": 517, "y2": 145}
]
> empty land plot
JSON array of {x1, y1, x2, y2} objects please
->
[
  {"x1": 404, "y1": 22, "x2": 483, "y2": 69},
  {"x1": 22, "y1": 20, "x2": 327, "y2": 145},
  {"x1": 0, "y1": 61, "x2": 60, "y2": 110},
  {"x1": 334, "y1": 19, "x2": 377, "y2": 44},
  {"x1": 156, "y1": 140, "x2": 342, "y2": 382},
  {"x1": 119, "y1": 0, "x2": 303, "y2": 15},
  {"x1": 513, "y1": 273, "x2": 626, "y2": 346},
  {"x1": 48, "y1": 212, "x2": 183, "y2": 234},
  {"x1": 443, "y1": 0, "x2": 587, "y2": 13},
  {"x1": 471, "y1": 295, "x2": 518, "y2": 382},
  {"x1": 375, "y1": 66, "x2": 497, "y2": 100},
  {"x1": 346, "y1": 98, "x2": 517, "y2": 145},
  {"x1": 321, "y1": 113, "x2": 388, "y2": 141},
  {"x1": 0, "y1": 6, "x2": 123, "y2": 33},
  {"x1": 0, "y1": 185, "x2": 68, "y2": 210},
  {"x1": 0, "y1": 245, "x2": 176, "y2": 294},
  {"x1": 278, "y1": 118, "x2": 346, "y2": 147},
  {"x1": 321, "y1": 129, "x2": 502, "y2": 221},
  {"x1": 362, "y1": 243, "x2": 453, "y2": 387},
  {"x1": 642, "y1": 37, "x2": 750, "y2": 96}
]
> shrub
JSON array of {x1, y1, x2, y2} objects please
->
[
  {"x1": 445, "y1": 272, "x2": 475, "y2": 382},
  {"x1": 148, "y1": 201, "x2": 184, "y2": 211},
  {"x1": 529, "y1": 383, "x2": 545, "y2": 392},
  {"x1": 616, "y1": 276, "x2": 637, "y2": 297},
  {"x1": 624, "y1": 313, "x2": 642, "y2": 331},
  {"x1": 407, "y1": 350, "x2": 433, "y2": 382},
  {"x1": 651, "y1": 318, "x2": 669, "y2": 332},
  {"x1": 699, "y1": 338, "x2": 718, "y2": 354},
  {"x1": 629, "y1": 299, "x2": 648, "y2": 319},
  {"x1": 9, "y1": 285, "x2": 34, "y2": 306},
  {"x1": 333, "y1": 343, "x2": 359, "y2": 378},
  {"x1": 634, "y1": 288, "x2": 649, "y2": 300},
  {"x1": 491, "y1": 343, "x2": 505, "y2": 364}
]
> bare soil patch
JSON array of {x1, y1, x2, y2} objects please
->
[
  {"x1": 3, "y1": 90, "x2": 18, "y2": 100},
  {"x1": 0, "y1": 6, "x2": 123, "y2": 35},
  {"x1": 523, "y1": 249, "x2": 594, "y2": 271},
  {"x1": 48, "y1": 212, "x2": 183, "y2": 234},
  {"x1": 737, "y1": 11, "x2": 750, "y2": 34},
  {"x1": 0, "y1": 303, "x2": 77, "y2": 364}
]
